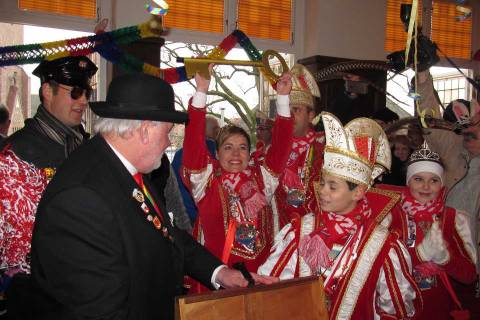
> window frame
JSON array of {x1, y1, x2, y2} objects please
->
[{"x1": 163, "y1": 0, "x2": 302, "y2": 55}]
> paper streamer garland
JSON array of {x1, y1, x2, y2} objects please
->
[
  {"x1": 0, "y1": 21, "x2": 268, "y2": 85},
  {"x1": 0, "y1": 21, "x2": 160, "y2": 67}
]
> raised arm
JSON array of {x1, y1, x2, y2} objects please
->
[
  {"x1": 182, "y1": 69, "x2": 212, "y2": 171},
  {"x1": 265, "y1": 73, "x2": 294, "y2": 174}
]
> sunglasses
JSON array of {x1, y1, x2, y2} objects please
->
[{"x1": 57, "y1": 84, "x2": 93, "y2": 100}]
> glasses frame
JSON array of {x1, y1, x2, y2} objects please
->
[{"x1": 56, "y1": 83, "x2": 93, "y2": 100}]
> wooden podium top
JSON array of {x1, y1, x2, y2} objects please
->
[{"x1": 175, "y1": 276, "x2": 328, "y2": 320}]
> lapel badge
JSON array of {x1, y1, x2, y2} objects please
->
[
  {"x1": 168, "y1": 211, "x2": 174, "y2": 227},
  {"x1": 141, "y1": 202, "x2": 150, "y2": 214},
  {"x1": 162, "y1": 226, "x2": 169, "y2": 237},
  {"x1": 133, "y1": 188, "x2": 145, "y2": 203},
  {"x1": 43, "y1": 167, "x2": 56, "y2": 181},
  {"x1": 153, "y1": 216, "x2": 162, "y2": 230}
]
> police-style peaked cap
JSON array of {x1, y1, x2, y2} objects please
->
[{"x1": 33, "y1": 56, "x2": 97, "y2": 89}]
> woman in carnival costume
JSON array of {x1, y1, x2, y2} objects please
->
[
  {"x1": 182, "y1": 67, "x2": 293, "y2": 292},
  {"x1": 385, "y1": 141, "x2": 477, "y2": 319},
  {"x1": 258, "y1": 112, "x2": 420, "y2": 319}
]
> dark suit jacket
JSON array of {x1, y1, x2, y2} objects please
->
[{"x1": 31, "y1": 135, "x2": 222, "y2": 320}]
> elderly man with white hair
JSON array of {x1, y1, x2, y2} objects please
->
[{"x1": 29, "y1": 73, "x2": 277, "y2": 320}]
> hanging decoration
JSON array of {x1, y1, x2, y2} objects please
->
[
  {"x1": 146, "y1": 0, "x2": 169, "y2": 16},
  {"x1": 0, "y1": 19, "x2": 163, "y2": 66},
  {"x1": 0, "y1": 18, "x2": 270, "y2": 85}
]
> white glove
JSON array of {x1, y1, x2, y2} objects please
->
[{"x1": 417, "y1": 221, "x2": 450, "y2": 265}]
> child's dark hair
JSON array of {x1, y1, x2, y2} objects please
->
[{"x1": 347, "y1": 181, "x2": 358, "y2": 191}]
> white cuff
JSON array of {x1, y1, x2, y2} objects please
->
[
  {"x1": 192, "y1": 92, "x2": 207, "y2": 109},
  {"x1": 276, "y1": 95, "x2": 290, "y2": 117},
  {"x1": 211, "y1": 264, "x2": 227, "y2": 289}
]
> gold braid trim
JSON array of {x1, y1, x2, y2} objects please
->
[{"x1": 383, "y1": 258, "x2": 406, "y2": 319}]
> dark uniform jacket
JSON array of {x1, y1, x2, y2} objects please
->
[
  {"x1": 1, "y1": 118, "x2": 69, "y2": 169},
  {"x1": 30, "y1": 135, "x2": 222, "y2": 320}
]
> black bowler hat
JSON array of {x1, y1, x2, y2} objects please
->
[
  {"x1": 33, "y1": 56, "x2": 97, "y2": 89},
  {"x1": 89, "y1": 73, "x2": 188, "y2": 123}
]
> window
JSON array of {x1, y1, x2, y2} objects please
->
[
  {"x1": 163, "y1": 0, "x2": 294, "y2": 44},
  {"x1": 433, "y1": 73, "x2": 468, "y2": 107},
  {"x1": 385, "y1": 0, "x2": 423, "y2": 53},
  {"x1": 163, "y1": 0, "x2": 224, "y2": 34},
  {"x1": 237, "y1": 0, "x2": 293, "y2": 42},
  {"x1": 431, "y1": 1, "x2": 472, "y2": 59},
  {"x1": 385, "y1": 0, "x2": 473, "y2": 60},
  {"x1": 18, "y1": 0, "x2": 96, "y2": 20}
]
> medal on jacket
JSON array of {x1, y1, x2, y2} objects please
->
[
  {"x1": 286, "y1": 188, "x2": 306, "y2": 207},
  {"x1": 43, "y1": 167, "x2": 56, "y2": 181},
  {"x1": 235, "y1": 223, "x2": 258, "y2": 253},
  {"x1": 133, "y1": 188, "x2": 145, "y2": 203}
]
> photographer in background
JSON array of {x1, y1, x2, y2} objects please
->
[{"x1": 330, "y1": 74, "x2": 372, "y2": 124}]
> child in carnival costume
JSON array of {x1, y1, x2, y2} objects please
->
[
  {"x1": 258, "y1": 112, "x2": 421, "y2": 319},
  {"x1": 384, "y1": 141, "x2": 477, "y2": 319}
]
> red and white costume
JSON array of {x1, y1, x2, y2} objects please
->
[
  {"x1": 272, "y1": 129, "x2": 325, "y2": 230},
  {"x1": 182, "y1": 94, "x2": 293, "y2": 283},
  {"x1": 259, "y1": 112, "x2": 421, "y2": 319},
  {"x1": 385, "y1": 187, "x2": 477, "y2": 319},
  {"x1": 0, "y1": 148, "x2": 48, "y2": 275},
  {"x1": 271, "y1": 64, "x2": 325, "y2": 232},
  {"x1": 259, "y1": 188, "x2": 419, "y2": 319},
  {"x1": 385, "y1": 143, "x2": 477, "y2": 319}
]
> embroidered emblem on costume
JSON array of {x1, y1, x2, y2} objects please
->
[
  {"x1": 235, "y1": 223, "x2": 258, "y2": 253},
  {"x1": 413, "y1": 269, "x2": 437, "y2": 290},
  {"x1": 286, "y1": 188, "x2": 306, "y2": 207}
]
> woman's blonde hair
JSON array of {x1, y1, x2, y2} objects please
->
[{"x1": 216, "y1": 125, "x2": 251, "y2": 151}]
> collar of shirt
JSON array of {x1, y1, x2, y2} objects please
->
[{"x1": 106, "y1": 141, "x2": 137, "y2": 176}]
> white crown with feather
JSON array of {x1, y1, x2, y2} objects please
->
[{"x1": 321, "y1": 112, "x2": 392, "y2": 187}]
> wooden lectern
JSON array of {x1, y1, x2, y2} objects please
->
[{"x1": 175, "y1": 276, "x2": 328, "y2": 320}]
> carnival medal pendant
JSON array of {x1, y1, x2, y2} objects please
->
[
  {"x1": 286, "y1": 188, "x2": 306, "y2": 208},
  {"x1": 43, "y1": 167, "x2": 56, "y2": 181},
  {"x1": 132, "y1": 188, "x2": 145, "y2": 203},
  {"x1": 235, "y1": 223, "x2": 258, "y2": 253}
]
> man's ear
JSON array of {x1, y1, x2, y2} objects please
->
[
  {"x1": 41, "y1": 83, "x2": 53, "y2": 104},
  {"x1": 138, "y1": 121, "x2": 151, "y2": 144}
]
